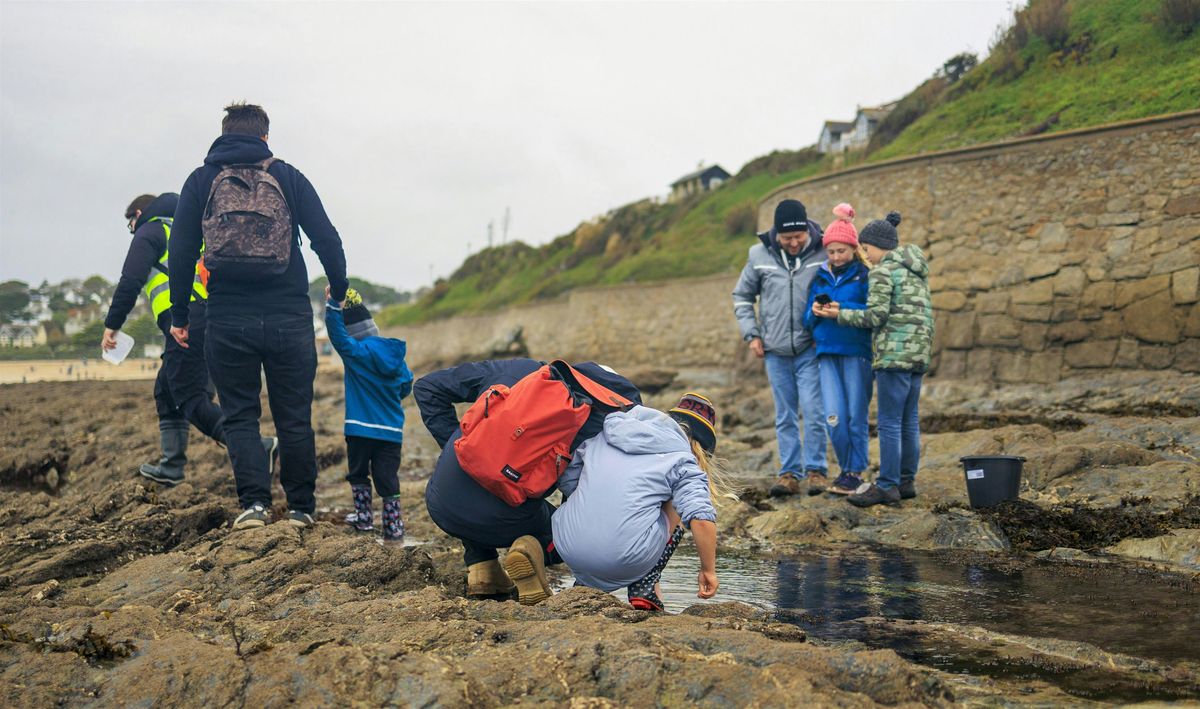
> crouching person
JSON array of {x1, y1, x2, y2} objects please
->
[
  {"x1": 325, "y1": 287, "x2": 413, "y2": 542},
  {"x1": 413, "y1": 358, "x2": 641, "y2": 604},
  {"x1": 552, "y1": 394, "x2": 728, "y2": 611}
]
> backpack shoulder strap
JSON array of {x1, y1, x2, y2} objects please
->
[{"x1": 548, "y1": 360, "x2": 632, "y2": 410}]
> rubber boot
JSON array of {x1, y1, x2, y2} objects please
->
[
  {"x1": 139, "y1": 420, "x2": 189, "y2": 486},
  {"x1": 381, "y1": 495, "x2": 404, "y2": 544},
  {"x1": 466, "y1": 559, "x2": 515, "y2": 598},
  {"x1": 344, "y1": 484, "x2": 374, "y2": 531}
]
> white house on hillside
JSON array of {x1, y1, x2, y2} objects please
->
[{"x1": 817, "y1": 103, "x2": 898, "y2": 153}]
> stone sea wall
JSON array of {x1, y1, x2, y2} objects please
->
[
  {"x1": 391, "y1": 111, "x2": 1200, "y2": 382},
  {"x1": 762, "y1": 110, "x2": 1200, "y2": 382}
]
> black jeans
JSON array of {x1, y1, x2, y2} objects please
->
[
  {"x1": 424, "y1": 430, "x2": 561, "y2": 567},
  {"x1": 154, "y1": 302, "x2": 224, "y2": 442},
  {"x1": 346, "y1": 435, "x2": 402, "y2": 498},
  {"x1": 205, "y1": 310, "x2": 318, "y2": 513}
]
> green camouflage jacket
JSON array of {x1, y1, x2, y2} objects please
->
[{"x1": 837, "y1": 244, "x2": 933, "y2": 372}]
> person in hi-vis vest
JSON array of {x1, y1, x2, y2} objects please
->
[{"x1": 101, "y1": 193, "x2": 278, "y2": 486}]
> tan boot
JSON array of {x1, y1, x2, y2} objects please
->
[
  {"x1": 466, "y1": 559, "x2": 515, "y2": 598},
  {"x1": 502, "y1": 535, "x2": 552, "y2": 605}
]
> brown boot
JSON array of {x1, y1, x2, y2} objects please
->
[
  {"x1": 502, "y1": 536, "x2": 552, "y2": 605},
  {"x1": 768, "y1": 472, "x2": 806, "y2": 498},
  {"x1": 466, "y1": 559, "x2": 515, "y2": 598},
  {"x1": 806, "y1": 471, "x2": 829, "y2": 496}
]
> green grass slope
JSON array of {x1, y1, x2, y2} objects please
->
[
  {"x1": 384, "y1": 0, "x2": 1199, "y2": 326},
  {"x1": 874, "y1": 0, "x2": 1200, "y2": 159}
]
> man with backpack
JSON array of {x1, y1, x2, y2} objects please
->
[
  {"x1": 102, "y1": 192, "x2": 265, "y2": 486},
  {"x1": 168, "y1": 103, "x2": 349, "y2": 530},
  {"x1": 413, "y1": 358, "x2": 640, "y2": 604}
]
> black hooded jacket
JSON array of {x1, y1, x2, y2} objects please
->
[
  {"x1": 167, "y1": 134, "x2": 349, "y2": 327},
  {"x1": 104, "y1": 192, "x2": 179, "y2": 331}
]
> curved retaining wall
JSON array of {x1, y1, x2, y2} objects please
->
[
  {"x1": 760, "y1": 110, "x2": 1200, "y2": 382},
  {"x1": 392, "y1": 111, "x2": 1200, "y2": 382}
]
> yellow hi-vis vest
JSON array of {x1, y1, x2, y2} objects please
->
[{"x1": 142, "y1": 217, "x2": 208, "y2": 319}]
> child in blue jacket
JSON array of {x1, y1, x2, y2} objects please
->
[
  {"x1": 803, "y1": 204, "x2": 873, "y2": 495},
  {"x1": 325, "y1": 287, "x2": 414, "y2": 542}
]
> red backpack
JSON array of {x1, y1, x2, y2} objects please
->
[{"x1": 454, "y1": 360, "x2": 633, "y2": 506}]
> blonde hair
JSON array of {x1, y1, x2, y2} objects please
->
[{"x1": 690, "y1": 439, "x2": 739, "y2": 507}]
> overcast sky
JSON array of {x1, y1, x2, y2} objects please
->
[{"x1": 1, "y1": 0, "x2": 1012, "y2": 292}]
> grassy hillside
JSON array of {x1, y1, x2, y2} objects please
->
[
  {"x1": 383, "y1": 0, "x2": 1200, "y2": 326},
  {"x1": 873, "y1": 0, "x2": 1200, "y2": 160}
]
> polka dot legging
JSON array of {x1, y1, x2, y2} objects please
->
[{"x1": 627, "y1": 525, "x2": 685, "y2": 610}]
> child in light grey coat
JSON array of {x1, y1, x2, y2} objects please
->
[{"x1": 552, "y1": 394, "x2": 724, "y2": 611}]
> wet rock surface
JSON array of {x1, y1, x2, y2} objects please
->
[{"x1": 1, "y1": 369, "x2": 1198, "y2": 705}]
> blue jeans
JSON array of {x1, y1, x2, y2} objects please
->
[
  {"x1": 875, "y1": 369, "x2": 923, "y2": 490},
  {"x1": 764, "y1": 348, "x2": 827, "y2": 476},
  {"x1": 818, "y1": 354, "x2": 872, "y2": 475}
]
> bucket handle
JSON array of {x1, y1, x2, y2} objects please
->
[{"x1": 958, "y1": 456, "x2": 1026, "y2": 463}]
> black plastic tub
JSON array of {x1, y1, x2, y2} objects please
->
[{"x1": 959, "y1": 455, "x2": 1025, "y2": 508}]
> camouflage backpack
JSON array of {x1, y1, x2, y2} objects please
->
[{"x1": 201, "y1": 158, "x2": 293, "y2": 278}]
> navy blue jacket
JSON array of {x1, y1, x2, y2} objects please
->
[
  {"x1": 802, "y1": 260, "x2": 872, "y2": 360},
  {"x1": 413, "y1": 358, "x2": 642, "y2": 450},
  {"x1": 168, "y1": 134, "x2": 349, "y2": 327},
  {"x1": 326, "y1": 302, "x2": 412, "y2": 443}
]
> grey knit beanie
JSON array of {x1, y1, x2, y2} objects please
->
[{"x1": 858, "y1": 211, "x2": 902, "y2": 250}]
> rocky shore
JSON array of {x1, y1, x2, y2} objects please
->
[{"x1": 1, "y1": 368, "x2": 1198, "y2": 706}]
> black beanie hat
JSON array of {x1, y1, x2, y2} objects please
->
[
  {"x1": 858, "y1": 211, "x2": 902, "y2": 250},
  {"x1": 773, "y1": 199, "x2": 808, "y2": 234}
]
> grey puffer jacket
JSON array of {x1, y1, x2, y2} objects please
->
[{"x1": 731, "y1": 222, "x2": 825, "y2": 356}]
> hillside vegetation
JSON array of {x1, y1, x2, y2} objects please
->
[{"x1": 383, "y1": 0, "x2": 1200, "y2": 326}]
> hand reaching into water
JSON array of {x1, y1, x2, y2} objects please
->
[{"x1": 697, "y1": 569, "x2": 719, "y2": 599}]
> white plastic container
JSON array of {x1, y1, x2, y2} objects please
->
[{"x1": 101, "y1": 331, "x2": 135, "y2": 365}]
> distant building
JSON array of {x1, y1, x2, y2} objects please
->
[
  {"x1": 0, "y1": 323, "x2": 48, "y2": 348},
  {"x1": 63, "y1": 307, "x2": 100, "y2": 336},
  {"x1": 669, "y1": 164, "x2": 732, "y2": 202},
  {"x1": 817, "y1": 103, "x2": 897, "y2": 154},
  {"x1": 818, "y1": 121, "x2": 854, "y2": 154}
]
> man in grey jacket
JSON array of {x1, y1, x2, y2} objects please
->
[{"x1": 732, "y1": 199, "x2": 829, "y2": 496}]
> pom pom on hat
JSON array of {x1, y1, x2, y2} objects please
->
[
  {"x1": 823, "y1": 203, "x2": 859, "y2": 248},
  {"x1": 886, "y1": 211, "x2": 902, "y2": 227}
]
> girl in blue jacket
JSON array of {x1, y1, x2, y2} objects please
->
[
  {"x1": 803, "y1": 205, "x2": 873, "y2": 495},
  {"x1": 325, "y1": 287, "x2": 414, "y2": 542}
]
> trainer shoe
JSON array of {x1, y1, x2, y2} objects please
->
[
  {"x1": 233, "y1": 503, "x2": 270, "y2": 530},
  {"x1": 287, "y1": 510, "x2": 315, "y2": 528},
  {"x1": 768, "y1": 472, "x2": 806, "y2": 498},
  {"x1": 806, "y1": 471, "x2": 829, "y2": 496},
  {"x1": 847, "y1": 483, "x2": 901, "y2": 508},
  {"x1": 829, "y1": 473, "x2": 864, "y2": 496},
  {"x1": 502, "y1": 535, "x2": 552, "y2": 605},
  {"x1": 899, "y1": 480, "x2": 918, "y2": 500}
]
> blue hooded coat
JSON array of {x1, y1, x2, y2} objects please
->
[
  {"x1": 802, "y1": 260, "x2": 872, "y2": 360},
  {"x1": 326, "y1": 302, "x2": 413, "y2": 443}
]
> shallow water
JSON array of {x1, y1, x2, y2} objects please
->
[{"x1": 560, "y1": 546, "x2": 1200, "y2": 701}]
